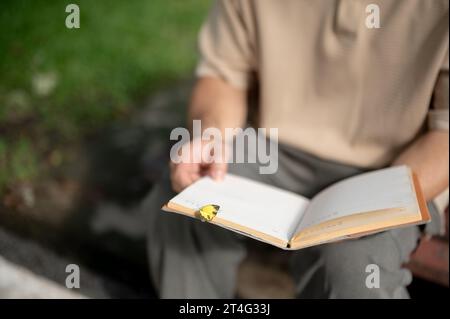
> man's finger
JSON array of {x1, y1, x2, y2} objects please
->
[
  {"x1": 171, "y1": 165, "x2": 201, "y2": 192},
  {"x1": 208, "y1": 162, "x2": 227, "y2": 181}
]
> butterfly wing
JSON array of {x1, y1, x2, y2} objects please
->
[{"x1": 199, "y1": 204, "x2": 220, "y2": 221}]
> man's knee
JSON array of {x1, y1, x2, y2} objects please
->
[
  {"x1": 293, "y1": 227, "x2": 420, "y2": 298},
  {"x1": 319, "y1": 239, "x2": 377, "y2": 296}
]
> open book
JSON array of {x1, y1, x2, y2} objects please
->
[{"x1": 162, "y1": 166, "x2": 430, "y2": 250}]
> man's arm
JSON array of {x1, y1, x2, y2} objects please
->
[
  {"x1": 188, "y1": 76, "x2": 247, "y2": 133},
  {"x1": 392, "y1": 131, "x2": 449, "y2": 201}
]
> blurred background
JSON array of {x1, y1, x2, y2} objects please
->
[
  {"x1": 0, "y1": 0, "x2": 448, "y2": 298},
  {"x1": 0, "y1": 0, "x2": 208, "y2": 298}
]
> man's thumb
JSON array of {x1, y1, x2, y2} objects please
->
[{"x1": 209, "y1": 162, "x2": 227, "y2": 181}]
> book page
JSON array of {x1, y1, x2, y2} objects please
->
[
  {"x1": 169, "y1": 174, "x2": 310, "y2": 242},
  {"x1": 295, "y1": 166, "x2": 419, "y2": 234}
]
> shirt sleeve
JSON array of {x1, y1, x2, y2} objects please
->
[
  {"x1": 195, "y1": 0, "x2": 255, "y2": 89},
  {"x1": 428, "y1": 46, "x2": 449, "y2": 131}
]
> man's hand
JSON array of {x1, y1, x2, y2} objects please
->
[
  {"x1": 170, "y1": 139, "x2": 228, "y2": 192},
  {"x1": 393, "y1": 130, "x2": 449, "y2": 201},
  {"x1": 170, "y1": 77, "x2": 247, "y2": 192}
]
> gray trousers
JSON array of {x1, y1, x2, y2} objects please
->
[{"x1": 145, "y1": 143, "x2": 420, "y2": 298}]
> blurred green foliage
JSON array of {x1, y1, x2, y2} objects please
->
[
  {"x1": 0, "y1": 0, "x2": 210, "y2": 191},
  {"x1": 0, "y1": 137, "x2": 38, "y2": 188}
]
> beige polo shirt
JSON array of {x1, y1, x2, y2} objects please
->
[{"x1": 196, "y1": 0, "x2": 449, "y2": 168}]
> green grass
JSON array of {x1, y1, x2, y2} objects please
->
[{"x1": 0, "y1": 0, "x2": 210, "y2": 191}]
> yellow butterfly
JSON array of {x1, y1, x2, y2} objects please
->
[{"x1": 198, "y1": 204, "x2": 220, "y2": 222}]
